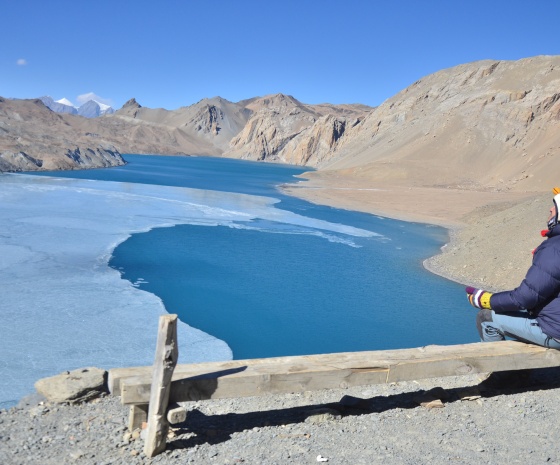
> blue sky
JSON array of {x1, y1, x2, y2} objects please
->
[{"x1": 3, "y1": 0, "x2": 559, "y2": 110}]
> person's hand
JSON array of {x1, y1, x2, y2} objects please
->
[{"x1": 466, "y1": 286, "x2": 493, "y2": 309}]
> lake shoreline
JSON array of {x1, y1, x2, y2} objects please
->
[{"x1": 281, "y1": 172, "x2": 543, "y2": 291}]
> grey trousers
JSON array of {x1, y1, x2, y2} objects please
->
[{"x1": 476, "y1": 309, "x2": 560, "y2": 348}]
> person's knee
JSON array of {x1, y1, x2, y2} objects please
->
[
  {"x1": 477, "y1": 308, "x2": 493, "y2": 325},
  {"x1": 476, "y1": 309, "x2": 494, "y2": 339}
]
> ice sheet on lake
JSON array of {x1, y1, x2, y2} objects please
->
[{"x1": 0, "y1": 174, "x2": 379, "y2": 407}]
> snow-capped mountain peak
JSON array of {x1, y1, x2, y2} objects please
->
[
  {"x1": 39, "y1": 95, "x2": 115, "y2": 118},
  {"x1": 77, "y1": 100, "x2": 115, "y2": 118},
  {"x1": 95, "y1": 101, "x2": 112, "y2": 112},
  {"x1": 40, "y1": 96, "x2": 78, "y2": 115},
  {"x1": 55, "y1": 98, "x2": 76, "y2": 108}
]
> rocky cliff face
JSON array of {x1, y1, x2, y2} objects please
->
[
  {"x1": 279, "y1": 114, "x2": 361, "y2": 165},
  {"x1": 224, "y1": 93, "x2": 369, "y2": 163}
]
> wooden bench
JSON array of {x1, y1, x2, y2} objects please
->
[{"x1": 109, "y1": 316, "x2": 560, "y2": 457}]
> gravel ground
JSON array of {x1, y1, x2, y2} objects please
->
[{"x1": 2, "y1": 368, "x2": 560, "y2": 465}]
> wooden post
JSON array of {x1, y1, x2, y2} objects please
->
[{"x1": 143, "y1": 314, "x2": 178, "y2": 458}]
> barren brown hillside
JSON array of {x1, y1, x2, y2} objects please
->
[
  {"x1": 304, "y1": 56, "x2": 560, "y2": 193},
  {"x1": 113, "y1": 96, "x2": 252, "y2": 152},
  {"x1": 0, "y1": 98, "x2": 123, "y2": 171}
]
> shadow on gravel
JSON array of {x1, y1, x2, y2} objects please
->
[{"x1": 166, "y1": 366, "x2": 560, "y2": 451}]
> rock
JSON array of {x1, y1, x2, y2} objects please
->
[
  {"x1": 420, "y1": 399, "x2": 445, "y2": 409},
  {"x1": 413, "y1": 387, "x2": 449, "y2": 408},
  {"x1": 28, "y1": 405, "x2": 49, "y2": 417},
  {"x1": 34, "y1": 367, "x2": 107, "y2": 403},
  {"x1": 69, "y1": 449, "x2": 84, "y2": 460},
  {"x1": 304, "y1": 408, "x2": 342, "y2": 424}
]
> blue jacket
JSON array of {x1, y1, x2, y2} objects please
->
[{"x1": 490, "y1": 224, "x2": 560, "y2": 339}]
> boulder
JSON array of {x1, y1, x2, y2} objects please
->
[{"x1": 34, "y1": 367, "x2": 108, "y2": 403}]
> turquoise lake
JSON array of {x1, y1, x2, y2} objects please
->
[{"x1": 29, "y1": 154, "x2": 477, "y2": 359}]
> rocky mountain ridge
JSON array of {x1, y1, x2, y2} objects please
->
[
  {"x1": 113, "y1": 96, "x2": 253, "y2": 152},
  {"x1": 0, "y1": 93, "x2": 369, "y2": 172},
  {"x1": 1, "y1": 55, "x2": 559, "y2": 196}
]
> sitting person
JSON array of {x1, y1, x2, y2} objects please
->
[{"x1": 466, "y1": 187, "x2": 560, "y2": 349}]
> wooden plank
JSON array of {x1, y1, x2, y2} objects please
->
[
  {"x1": 109, "y1": 366, "x2": 153, "y2": 395},
  {"x1": 110, "y1": 359, "x2": 267, "y2": 396},
  {"x1": 117, "y1": 341, "x2": 560, "y2": 405},
  {"x1": 143, "y1": 315, "x2": 178, "y2": 458},
  {"x1": 386, "y1": 342, "x2": 560, "y2": 382}
]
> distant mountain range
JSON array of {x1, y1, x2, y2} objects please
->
[
  {"x1": 40, "y1": 96, "x2": 115, "y2": 118},
  {"x1": 2, "y1": 55, "x2": 559, "y2": 194}
]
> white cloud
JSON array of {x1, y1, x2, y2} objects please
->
[
  {"x1": 16, "y1": 58, "x2": 27, "y2": 66},
  {"x1": 76, "y1": 92, "x2": 113, "y2": 106}
]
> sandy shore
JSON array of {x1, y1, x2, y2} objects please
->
[{"x1": 282, "y1": 171, "x2": 533, "y2": 228}]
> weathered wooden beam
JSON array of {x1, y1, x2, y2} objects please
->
[
  {"x1": 115, "y1": 341, "x2": 560, "y2": 406},
  {"x1": 110, "y1": 359, "x2": 253, "y2": 396},
  {"x1": 143, "y1": 314, "x2": 178, "y2": 458},
  {"x1": 166, "y1": 403, "x2": 187, "y2": 424}
]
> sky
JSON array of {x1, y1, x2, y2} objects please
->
[{"x1": 2, "y1": 0, "x2": 559, "y2": 111}]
